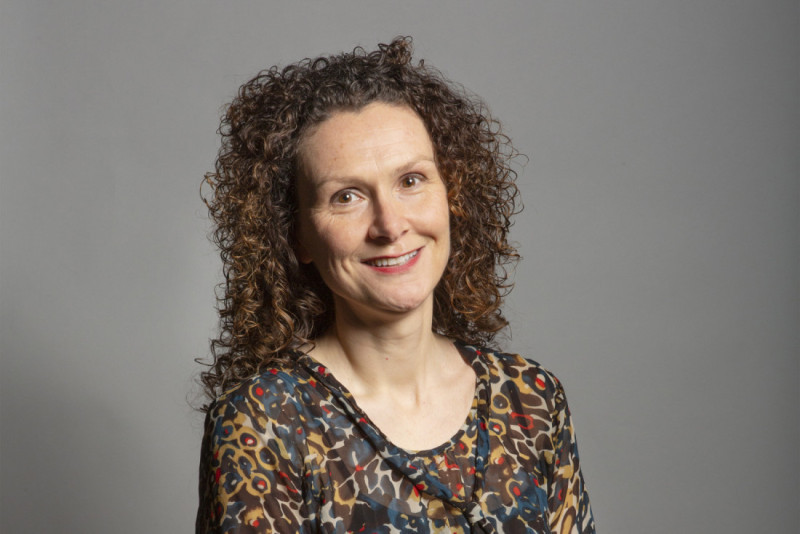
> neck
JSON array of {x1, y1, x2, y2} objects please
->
[{"x1": 310, "y1": 297, "x2": 450, "y2": 396}]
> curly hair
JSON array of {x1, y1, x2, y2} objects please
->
[{"x1": 200, "y1": 37, "x2": 520, "y2": 401}]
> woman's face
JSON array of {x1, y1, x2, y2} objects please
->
[{"x1": 295, "y1": 102, "x2": 451, "y2": 322}]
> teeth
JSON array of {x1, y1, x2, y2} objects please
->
[{"x1": 368, "y1": 250, "x2": 418, "y2": 267}]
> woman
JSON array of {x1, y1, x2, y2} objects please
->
[{"x1": 197, "y1": 37, "x2": 595, "y2": 533}]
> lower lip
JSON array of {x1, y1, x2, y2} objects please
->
[{"x1": 364, "y1": 249, "x2": 422, "y2": 274}]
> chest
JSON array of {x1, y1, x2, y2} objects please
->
[{"x1": 297, "y1": 415, "x2": 551, "y2": 533}]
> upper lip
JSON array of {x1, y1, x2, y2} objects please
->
[{"x1": 361, "y1": 247, "x2": 421, "y2": 263}]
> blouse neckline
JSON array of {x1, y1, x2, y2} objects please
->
[{"x1": 292, "y1": 342, "x2": 491, "y2": 458}]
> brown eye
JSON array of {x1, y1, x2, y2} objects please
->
[
  {"x1": 333, "y1": 191, "x2": 355, "y2": 204},
  {"x1": 401, "y1": 174, "x2": 422, "y2": 188}
]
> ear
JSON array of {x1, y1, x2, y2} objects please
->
[{"x1": 293, "y1": 236, "x2": 313, "y2": 264}]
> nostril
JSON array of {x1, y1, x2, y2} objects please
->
[{"x1": 368, "y1": 203, "x2": 408, "y2": 241}]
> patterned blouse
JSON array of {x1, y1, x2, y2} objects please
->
[{"x1": 197, "y1": 344, "x2": 595, "y2": 533}]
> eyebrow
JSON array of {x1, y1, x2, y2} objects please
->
[
  {"x1": 392, "y1": 157, "x2": 437, "y2": 176},
  {"x1": 313, "y1": 156, "x2": 437, "y2": 186}
]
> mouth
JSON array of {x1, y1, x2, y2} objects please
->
[{"x1": 363, "y1": 249, "x2": 420, "y2": 268}]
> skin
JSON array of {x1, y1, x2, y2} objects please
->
[{"x1": 295, "y1": 102, "x2": 477, "y2": 450}]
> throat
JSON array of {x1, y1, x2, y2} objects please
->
[
  {"x1": 308, "y1": 331, "x2": 477, "y2": 450},
  {"x1": 358, "y1": 376, "x2": 476, "y2": 452}
]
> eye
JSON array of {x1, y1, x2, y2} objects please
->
[
  {"x1": 331, "y1": 190, "x2": 358, "y2": 205},
  {"x1": 400, "y1": 174, "x2": 423, "y2": 189},
  {"x1": 333, "y1": 191, "x2": 355, "y2": 204}
]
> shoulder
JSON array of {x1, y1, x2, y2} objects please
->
[
  {"x1": 465, "y1": 345, "x2": 568, "y2": 410},
  {"x1": 207, "y1": 359, "x2": 317, "y2": 430},
  {"x1": 476, "y1": 346, "x2": 563, "y2": 389}
]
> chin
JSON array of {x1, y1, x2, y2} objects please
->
[
  {"x1": 368, "y1": 294, "x2": 429, "y2": 313},
  {"x1": 336, "y1": 291, "x2": 434, "y2": 319},
  {"x1": 384, "y1": 301, "x2": 429, "y2": 314}
]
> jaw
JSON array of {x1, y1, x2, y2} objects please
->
[{"x1": 330, "y1": 284, "x2": 437, "y2": 329}]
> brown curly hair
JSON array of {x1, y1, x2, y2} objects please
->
[{"x1": 200, "y1": 37, "x2": 520, "y2": 401}]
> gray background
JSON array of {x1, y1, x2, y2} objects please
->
[{"x1": 1, "y1": 1, "x2": 797, "y2": 532}]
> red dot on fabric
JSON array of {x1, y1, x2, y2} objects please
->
[
  {"x1": 297, "y1": 428, "x2": 303, "y2": 434},
  {"x1": 255, "y1": 386, "x2": 264, "y2": 396},
  {"x1": 256, "y1": 480, "x2": 266, "y2": 490},
  {"x1": 559, "y1": 488, "x2": 564, "y2": 500},
  {"x1": 215, "y1": 468, "x2": 221, "y2": 483},
  {"x1": 359, "y1": 417, "x2": 367, "y2": 424},
  {"x1": 535, "y1": 377, "x2": 546, "y2": 389},
  {"x1": 318, "y1": 366, "x2": 326, "y2": 374},
  {"x1": 513, "y1": 486, "x2": 521, "y2": 496},
  {"x1": 468, "y1": 467, "x2": 476, "y2": 474},
  {"x1": 497, "y1": 457, "x2": 505, "y2": 464},
  {"x1": 270, "y1": 369, "x2": 278, "y2": 375},
  {"x1": 252, "y1": 519, "x2": 259, "y2": 527},
  {"x1": 309, "y1": 379, "x2": 316, "y2": 387},
  {"x1": 456, "y1": 483, "x2": 463, "y2": 491},
  {"x1": 511, "y1": 411, "x2": 535, "y2": 430},
  {"x1": 355, "y1": 465, "x2": 363, "y2": 471}
]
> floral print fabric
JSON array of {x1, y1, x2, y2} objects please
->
[{"x1": 197, "y1": 344, "x2": 595, "y2": 533}]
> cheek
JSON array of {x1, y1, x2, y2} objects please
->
[
  {"x1": 307, "y1": 218, "x2": 362, "y2": 262},
  {"x1": 319, "y1": 232, "x2": 351, "y2": 260},
  {"x1": 431, "y1": 193, "x2": 452, "y2": 238}
]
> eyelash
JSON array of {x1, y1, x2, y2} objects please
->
[
  {"x1": 329, "y1": 174, "x2": 426, "y2": 205},
  {"x1": 332, "y1": 190, "x2": 358, "y2": 205},
  {"x1": 401, "y1": 174, "x2": 423, "y2": 188}
]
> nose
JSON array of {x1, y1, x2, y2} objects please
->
[{"x1": 367, "y1": 194, "x2": 408, "y2": 242}]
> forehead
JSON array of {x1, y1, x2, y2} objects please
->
[{"x1": 297, "y1": 103, "x2": 434, "y2": 182}]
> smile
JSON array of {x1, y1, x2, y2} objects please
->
[{"x1": 364, "y1": 249, "x2": 420, "y2": 268}]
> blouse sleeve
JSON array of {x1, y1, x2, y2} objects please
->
[
  {"x1": 196, "y1": 386, "x2": 308, "y2": 534},
  {"x1": 546, "y1": 378, "x2": 596, "y2": 534}
]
